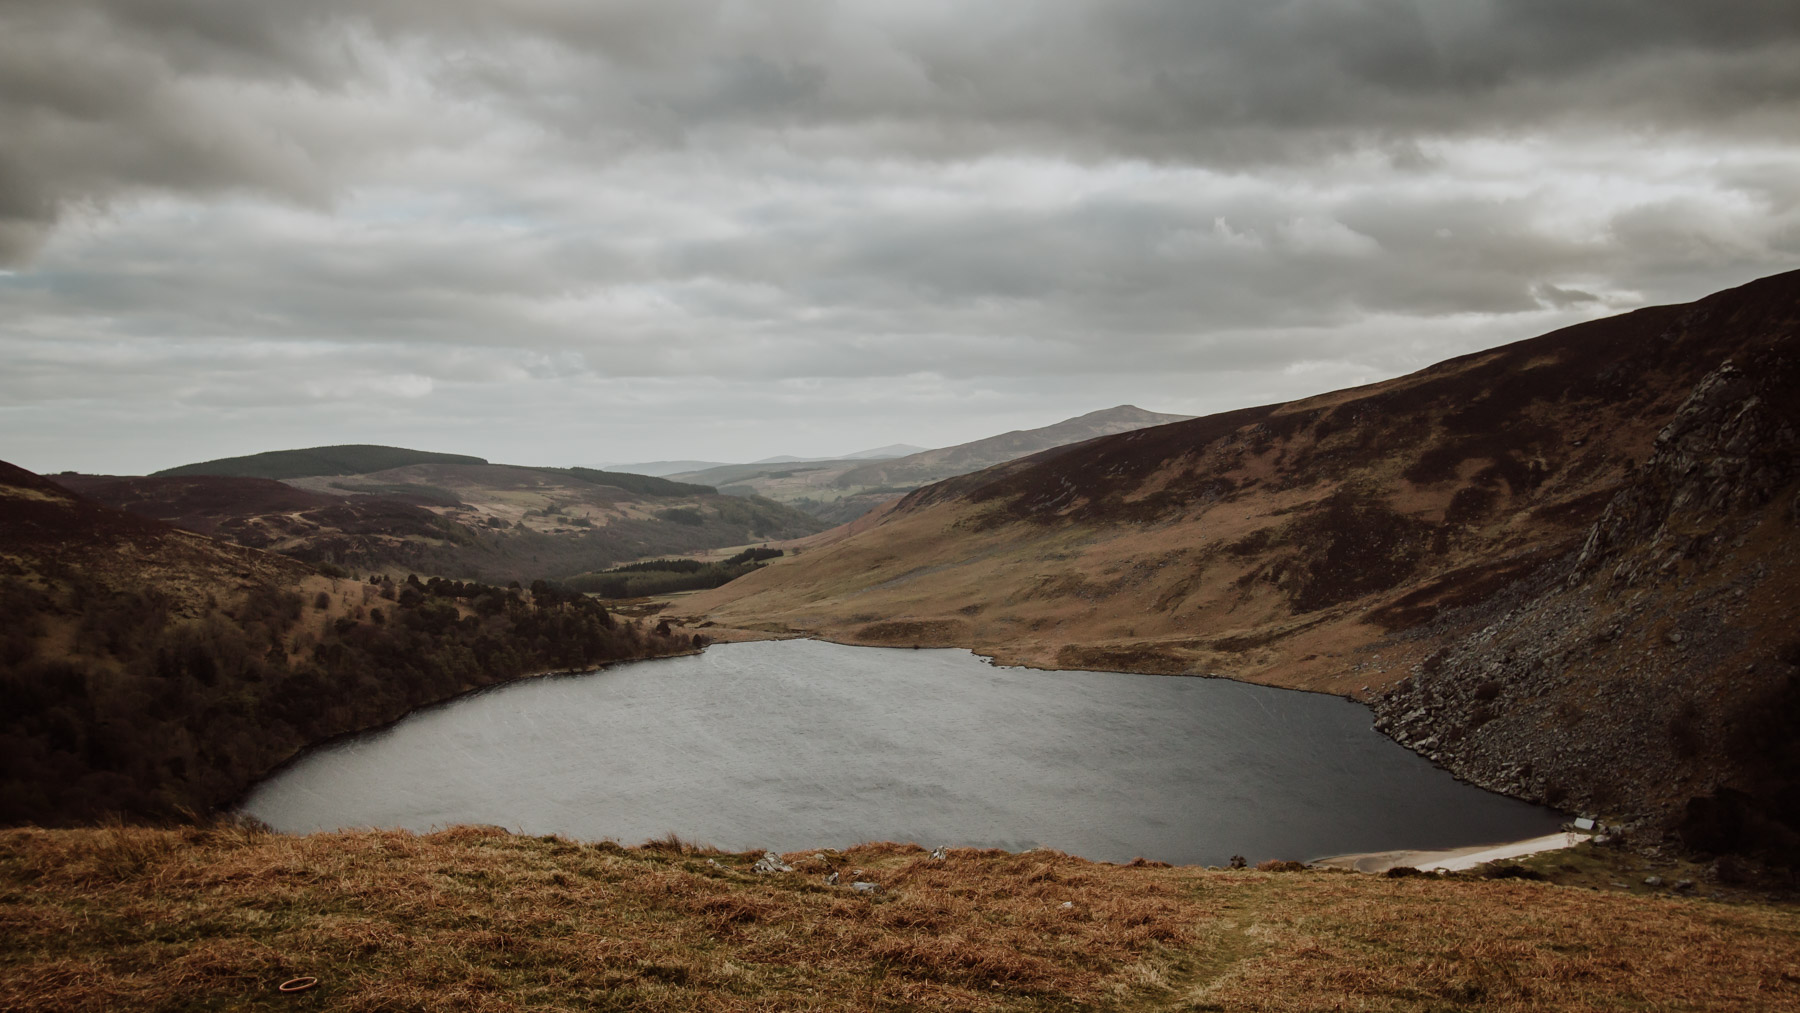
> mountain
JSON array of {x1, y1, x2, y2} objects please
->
[
  {"x1": 152, "y1": 444, "x2": 487, "y2": 479},
  {"x1": 749, "y1": 445, "x2": 928, "y2": 466},
  {"x1": 674, "y1": 271, "x2": 1800, "y2": 862},
  {"x1": 841, "y1": 443, "x2": 930, "y2": 460},
  {"x1": 64, "y1": 460, "x2": 825, "y2": 585},
  {"x1": 599, "y1": 459, "x2": 736, "y2": 477},
  {"x1": 671, "y1": 405, "x2": 1193, "y2": 525},
  {"x1": 834, "y1": 406, "x2": 1194, "y2": 491},
  {"x1": 670, "y1": 459, "x2": 866, "y2": 489},
  {"x1": 0, "y1": 462, "x2": 692, "y2": 824},
  {"x1": 612, "y1": 446, "x2": 925, "y2": 479}
]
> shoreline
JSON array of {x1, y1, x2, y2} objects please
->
[
  {"x1": 1311, "y1": 831, "x2": 1587, "y2": 874},
  {"x1": 243, "y1": 634, "x2": 1584, "y2": 873},
  {"x1": 227, "y1": 646, "x2": 705, "y2": 814}
]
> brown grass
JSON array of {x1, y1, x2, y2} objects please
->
[{"x1": 2, "y1": 825, "x2": 1796, "y2": 1011}]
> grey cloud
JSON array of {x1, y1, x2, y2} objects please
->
[
  {"x1": 6, "y1": 0, "x2": 1800, "y2": 474},
  {"x1": 14, "y1": 149, "x2": 1787, "y2": 399},
  {"x1": 8, "y1": 0, "x2": 1800, "y2": 263}
]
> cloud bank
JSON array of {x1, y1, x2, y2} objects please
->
[{"x1": 4, "y1": 0, "x2": 1799, "y2": 471}]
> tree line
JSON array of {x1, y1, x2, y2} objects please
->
[{"x1": 564, "y1": 548, "x2": 783, "y2": 598}]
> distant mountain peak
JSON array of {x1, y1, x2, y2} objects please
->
[{"x1": 841, "y1": 444, "x2": 930, "y2": 460}]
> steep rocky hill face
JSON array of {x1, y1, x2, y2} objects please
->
[{"x1": 676, "y1": 271, "x2": 1800, "y2": 853}]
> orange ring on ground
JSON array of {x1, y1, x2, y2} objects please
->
[{"x1": 278, "y1": 976, "x2": 319, "y2": 993}]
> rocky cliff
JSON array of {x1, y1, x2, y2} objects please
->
[{"x1": 1373, "y1": 352, "x2": 1800, "y2": 863}]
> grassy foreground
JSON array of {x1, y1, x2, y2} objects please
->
[{"x1": 2, "y1": 826, "x2": 1797, "y2": 1012}]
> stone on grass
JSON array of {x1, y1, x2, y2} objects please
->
[{"x1": 751, "y1": 851, "x2": 793, "y2": 874}]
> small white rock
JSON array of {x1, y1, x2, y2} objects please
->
[{"x1": 751, "y1": 850, "x2": 794, "y2": 874}]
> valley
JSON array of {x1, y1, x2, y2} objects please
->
[
  {"x1": 5, "y1": 275, "x2": 1798, "y2": 1009},
  {"x1": 668, "y1": 405, "x2": 1193, "y2": 524},
  {"x1": 10, "y1": 5, "x2": 1800, "y2": 1008},
  {"x1": 672, "y1": 270, "x2": 1800, "y2": 868}
]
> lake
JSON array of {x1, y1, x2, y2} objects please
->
[{"x1": 241, "y1": 639, "x2": 1565, "y2": 865}]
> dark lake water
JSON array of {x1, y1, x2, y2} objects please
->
[{"x1": 241, "y1": 639, "x2": 1564, "y2": 865}]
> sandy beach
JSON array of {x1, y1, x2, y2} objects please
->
[{"x1": 1312, "y1": 831, "x2": 1587, "y2": 874}]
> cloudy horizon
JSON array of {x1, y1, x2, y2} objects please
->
[{"x1": 5, "y1": 0, "x2": 1799, "y2": 475}]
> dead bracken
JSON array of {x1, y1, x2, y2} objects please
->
[{"x1": 2, "y1": 824, "x2": 1796, "y2": 1012}]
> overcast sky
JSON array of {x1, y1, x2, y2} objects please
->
[{"x1": 5, "y1": 1, "x2": 1799, "y2": 474}]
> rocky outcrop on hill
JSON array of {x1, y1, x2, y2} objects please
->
[
  {"x1": 1568, "y1": 357, "x2": 1800, "y2": 583},
  {"x1": 1373, "y1": 352, "x2": 1800, "y2": 862}
]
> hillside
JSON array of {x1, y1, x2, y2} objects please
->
[
  {"x1": 836, "y1": 404, "x2": 1195, "y2": 491},
  {"x1": 0, "y1": 462, "x2": 694, "y2": 825},
  {"x1": 153, "y1": 444, "x2": 488, "y2": 480},
  {"x1": 62, "y1": 463, "x2": 825, "y2": 586},
  {"x1": 4, "y1": 825, "x2": 1795, "y2": 1012},
  {"x1": 54, "y1": 472, "x2": 467, "y2": 548},
  {"x1": 674, "y1": 270, "x2": 1800, "y2": 859},
  {"x1": 674, "y1": 405, "x2": 1194, "y2": 524}
]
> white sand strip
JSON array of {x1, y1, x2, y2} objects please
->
[
  {"x1": 1313, "y1": 831, "x2": 1587, "y2": 874},
  {"x1": 1414, "y1": 832, "x2": 1586, "y2": 872}
]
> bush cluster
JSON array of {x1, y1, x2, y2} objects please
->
[{"x1": 564, "y1": 548, "x2": 783, "y2": 599}]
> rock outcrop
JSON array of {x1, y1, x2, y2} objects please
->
[{"x1": 1373, "y1": 352, "x2": 1800, "y2": 861}]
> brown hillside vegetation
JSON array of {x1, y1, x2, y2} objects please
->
[
  {"x1": 59, "y1": 463, "x2": 825, "y2": 585},
  {"x1": 675, "y1": 271, "x2": 1800, "y2": 850},
  {"x1": 2, "y1": 825, "x2": 1796, "y2": 1012},
  {"x1": 0, "y1": 464, "x2": 695, "y2": 825}
]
